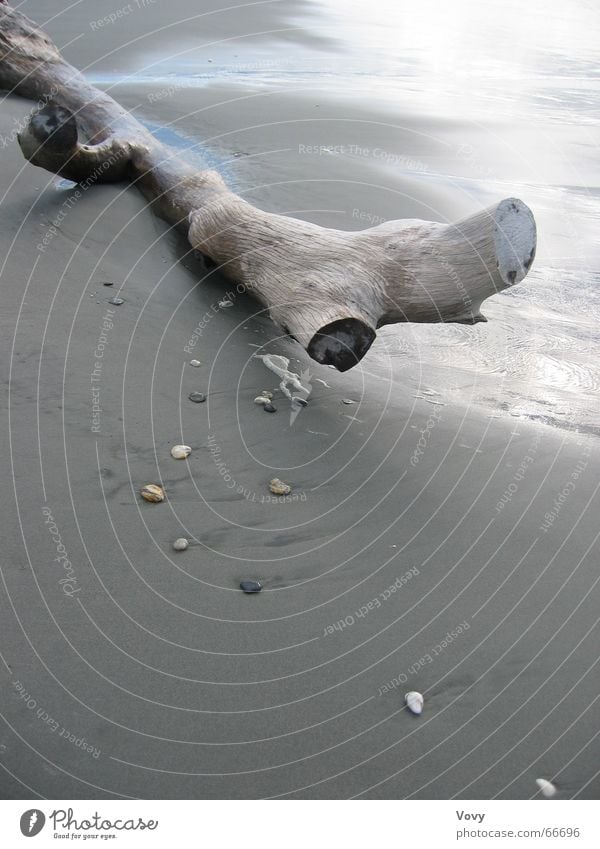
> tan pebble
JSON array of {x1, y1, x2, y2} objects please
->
[
  {"x1": 173, "y1": 538, "x2": 189, "y2": 551},
  {"x1": 254, "y1": 396, "x2": 270, "y2": 404},
  {"x1": 269, "y1": 478, "x2": 291, "y2": 496},
  {"x1": 140, "y1": 484, "x2": 165, "y2": 503},
  {"x1": 261, "y1": 390, "x2": 273, "y2": 399}
]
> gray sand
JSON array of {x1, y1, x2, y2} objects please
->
[{"x1": 0, "y1": 1, "x2": 598, "y2": 800}]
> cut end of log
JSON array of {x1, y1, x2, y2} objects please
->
[
  {"x1": 17, "y1": 102, "x2": 132, "y2": 183},
  {"x1": 22, "y1": 102, "x2": 78, "y2": 152},
  {"x1": 493, "y1": 197, "x2": 536, "y2": 287},
  {"x1": 307, "y1": 318, "x2": 377, "y2": 371}
]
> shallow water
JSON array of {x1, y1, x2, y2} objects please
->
[{"x1": 47, "y1": 0, "x2": 600, "y2": 432}]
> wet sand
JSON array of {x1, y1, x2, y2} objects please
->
[{"x1": 0, "y1": 1, "x2": 599, "y2": 800}]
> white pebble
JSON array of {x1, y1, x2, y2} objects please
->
[
  {"x1": 269, "y1": 478, "x2": 291, "y2": 496},
  {"x1": 173, "y1": 538, "x2": 189, "y2": 551},
  {"x1": 254, "y1": 396, "x2": 271, "y2": 404},
  {"x1": 171, "y1": 444, "x2": 192, "y2": 459},
  {"x1": 189, "y1": 359, "x2": 201, "y2": 367},
  {"x1": 536, "y1": 778, "x2": 557, "y2": 798},
  {"x1": 405, "y1": 691, "x2": 424, "y2": 715}
]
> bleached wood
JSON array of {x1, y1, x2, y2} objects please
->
[{"x1": 0, "y1": 3, "x2": 536, "y2": 370}]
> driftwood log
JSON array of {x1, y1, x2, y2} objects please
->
[{"x1": 0, "y1": 3, "x2": 537, "y2": 370}]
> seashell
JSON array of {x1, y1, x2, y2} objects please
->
[
  {"x1": 342, "y1": 398, "x2": 355, "y2": 405},
  {"x1": 188, "y1": 392, "x2": 205, "y2": 403},
  {"x1": 108, "y1": 296, "x2": 124, "y2": 306},
  {"x1": 171, "y1": 444, "x2": 192, "y2": 459},
  {"x1": 173, "y1": 538, "x2": 188, "y2": 551},
  {"x1": 240, "y1": 580, "x2": 262, "y2": 593},
  {"x1": 535, "y1": 778, "x2": 557, "y2": 798},
  {"x1": 254, "y1": 396, "x2": 271, "y2": 405},
  {"x1": 269, "y1": 478, "x2": 291, "y2": 496},
  {"x1": 261, "y1": 390, "x2": 273, "y2": 399},
  {"x1": 263, "y1": 403, "x2": 276, "y2": 413},
  {"x1": 189, "y1": 359, "x2": 201, "y2": 367},
  {"x1": 405, "y1": 691, "x2": 424, "y2": 715},
  {"x1": 140, "y1": 484, "x2": 165, "y2": 503}
]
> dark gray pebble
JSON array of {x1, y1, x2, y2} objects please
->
[
  {"x1": 240, "y1": 580, "x2": 262, "y2": 593},
  {"x1": 264, "y1": 403, "x2": 277, "y2": 413},
  {"x1": 102, "y1": 281, "x2": 114, "y2": 287},
  {"x1": 188, "y1": 392, "x2": 206, "y2": 403},
  {"x1": 108, "y1": 297, "x2": 124, "y2": 306}
]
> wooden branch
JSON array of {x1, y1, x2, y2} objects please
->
[{"x1": 0, "y1": 3, "x2": 536, "y2": 371}]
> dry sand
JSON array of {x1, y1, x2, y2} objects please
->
[{"x1": 0, "y1": 0, "x2": 598, "y2": 800}]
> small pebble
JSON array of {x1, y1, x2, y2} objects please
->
[
  {"x1": 269, "y1": 478, "x2": 291, "y2": 496},
  {"x1": 240, "y1": 580, "x2": 262, "y2": 593},
  {"x1": 261, "y1": 390, "x2": 273, "y2": 399},
  {"x1": 188, "y1": 392, "x2": 206, "y2": 403},
  {"x1": 108, "y1": 297, "x2": 124, "y2": 306},
  {"x1": 102, "y1": 281, "x2": 113, "y2": 287},
  {"x1": 405, "y1": 691, "x2": 424, "y2": 715},
  {"x1": 263, "y1": 403, "x2": 277, "y2": 413},
  {"x1": 292, "y1": 396, "x2": 308, "y2": 407},
  {"x1": 171, "y1": 444, "x2": 192, "y2": 459},
  {"x1": 254, "y1": 396, "x2": 271, "y2": 404},
  {"x1": 219, "y1": 299, "x2": 233, "y2": 308},
  {"x1": 140, "y1": 484, "x2": 165, "y2": 503},
  {"x1": 342, "y1": 398, "x2": 355, "y2": 405},
  {"x1": 536, "y1": 778, "x2": 557, "y2": 798},
  {"x1": 173, "y1": 538, "x2": 189, "y2": 551},
  {"x1": 189, "y1": 359, "x2": 201, "y2": 367}
]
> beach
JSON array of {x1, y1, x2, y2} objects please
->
[{"x1": 0, "y1": 0, "x2": 598, "y2": 799}]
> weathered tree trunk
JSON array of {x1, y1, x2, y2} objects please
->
[{"x1": 0, "y1": 3, "x2": 536, "y2": 370}]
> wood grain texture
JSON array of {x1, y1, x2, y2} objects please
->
[{"x1": 0, "y1": 3, "x2": 536, "y2": 370}]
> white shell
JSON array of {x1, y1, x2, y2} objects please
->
[
  {"x1": 269, "y1": 478, "x2": 291, "y2": 496},
  {"x1": 535, "y1": 778, "x2": 557, "y2": 798},
  {"x1": 405, "y1": 691, "x2": 424, "y2": 715},
  {"x1": 189, "y1": 359, "x2": 201, "y2": 367},
  {"x1": 171, "y1": 444, "x2": 192, "y2": 460},
  {"x1": 173, "y1": 538, "x2": 189, "y2": 551},
  {"x1": 254, "y1": 396, "x2": 271, "y2": 404}
]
